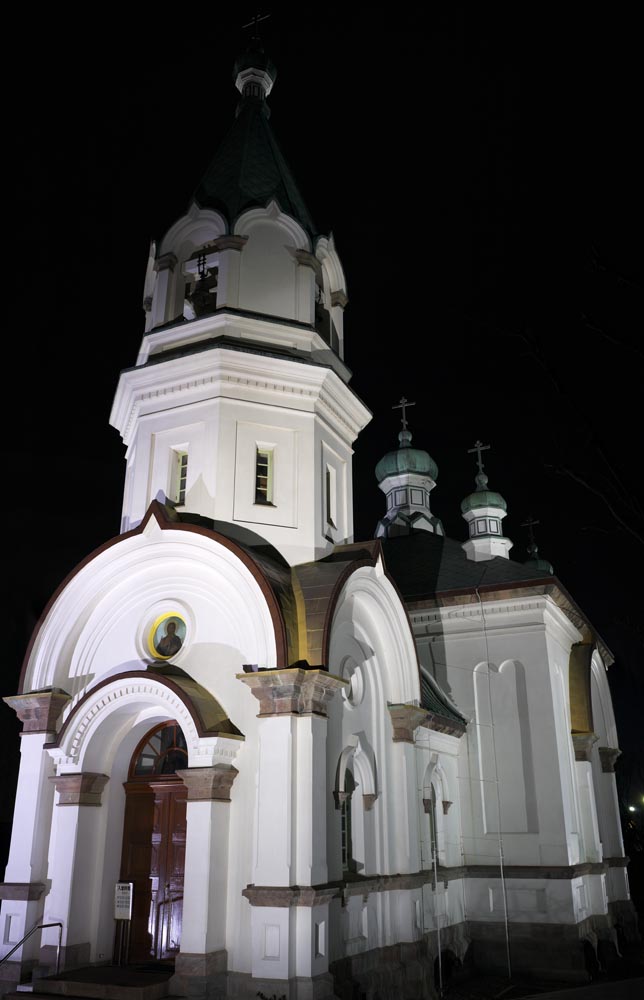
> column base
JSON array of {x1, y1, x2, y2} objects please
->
[
  {"x1": 171, "y1": 949, "x2": 228, "y2": 998},
  {"x1": 0, "y1": 959, "x2": 36, "y2": 999},
  {"x1": 609, "y1": 898, "x2": 642, "y2": 946},
  {"x1": 226, "y1": 971, "x2": 336, "y2": 999},
  {"x1": 39, "y1": 941, "x2": 90, "y2": 977}
]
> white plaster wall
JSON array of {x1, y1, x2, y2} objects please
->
[
  {"x1": 414, "y1": 597, "x2": 583, "y2": 869},
  {"x1": 327, "y1": 564, "x2": 422, "y2": 883},
  {"x1": 236, "y1": 209, "x2": 309, "y2": 321},
  {"x1": 589, "y1": 655, "x2": 626, "y2": 865},
  {"x1": 112, "y1": 349, "x2": 369, "y2": 566}
]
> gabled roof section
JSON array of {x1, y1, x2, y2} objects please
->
[
  {"x1": 193, "y1": 95, "x2": 317, "y2": 239},
  {"x1": 379, "y1": 531, "x2": 547, "y2": 598},
  {"x1": 378, "y1": 531, "x2": 614, "y2": 665}
]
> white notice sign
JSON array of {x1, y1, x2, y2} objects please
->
[{"x1": 114, "y1": 881, "x2": 133, "y2": 920}]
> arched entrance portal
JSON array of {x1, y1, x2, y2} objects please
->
[{"x1": 119, "y1": 721, "x2": 188, "y2": 964}]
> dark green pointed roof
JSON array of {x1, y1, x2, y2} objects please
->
[{"x1": 193, "y1": 94, "x2": 317, "y2": 238}]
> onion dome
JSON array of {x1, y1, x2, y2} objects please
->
[
  {"x1": 461, "y1": 440, "x2": 512, "y2": 561},
  {"x1": 460, "y1": 470, "x2": 507, "y2": 513},
  {"x1": 374, "y1": 398, "x2": 443, "y2": 539},
  {"x1": 375, "y1": 428, "x2": 438, "y2": 484}
]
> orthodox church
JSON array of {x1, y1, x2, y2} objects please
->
[{"x1": 0, "y1": 38, "x2": 638, "y2": 1000}]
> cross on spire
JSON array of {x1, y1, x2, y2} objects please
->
[
  {"x1": 392, "y1": 396, "x2": 416, "y2": 432},
  {"x1": 467, "y1": 439, "x2": 490, "y2": 475},
  {"x1": 520, "y1": 514, "x2": 541, "y2": 554},
  {"x1": 242, "y1": 12, "x2": 271, "y2": 40}
]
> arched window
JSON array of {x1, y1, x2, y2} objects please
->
[
  {"x1": 129, "y1": 721, "x2": 188, "y2": 779},
  {"x1": 427, "y1": 786, "x2": 439, "y2": 863},
  {"x1": 341, "y1": 769, "x2": 357, "y2": 874}
]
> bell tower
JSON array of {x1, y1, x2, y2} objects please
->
[{"x1": 110, "y1": 38, "x2": 371, "y2": 566}]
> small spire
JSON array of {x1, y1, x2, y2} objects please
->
[
  {"x1": 461, "y1": 439, "x2": 511, "y2": 561},
  {"x1": 520, "y1": 514, "x2": 554, "y2": 574},
  {"x1": 467, "y1": 439, "x2": 490, "y2": 490},
  {"x1": 234, "y1": 13, "x2": 277, "y2": 103},
  {"x1": 520, "y1": 513, "x2": 541, "y2": 559},
  {"x1": 241, "y1": 11, "x2": 271, "y2": 42},
  {"x1": 392, "y1": 396, "x2": 416, "y2": 448}
]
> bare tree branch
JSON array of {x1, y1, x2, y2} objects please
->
[{"x1": 546, "y1": 463, "x2": 644, "y2": 549}]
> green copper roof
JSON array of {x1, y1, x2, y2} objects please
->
[
  {"x1": 461, "y1": 469, "x2": 507, "y2": 513},
  {"x1": 193, "y1": 85, "x2": 316, "y2": 237},
  {"x1": 375, "y1": 430, "x2": 438, "y2": 483},
  {"x1": 461, "y1": 489, "x2": 507, "y2": 513}
]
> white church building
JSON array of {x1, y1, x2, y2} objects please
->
[{"x1": 1, "y1": 37, "x2": 638, "y2": 1000}]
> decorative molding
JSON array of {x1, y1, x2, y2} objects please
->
[
  {"x1": 0, "y1": 882, "x2": 46, "y2": 901},
  {"x1": 598, "y1": 746, "x2": 621, "y2": 772},
  {"x1": 238, "y1": 667, "x2": 346, "y2": 717},
  {"x1": 154, "y1": 252, "x2": 178, "y2": 273},
  {"x1": 388, "y1": 703, "x2": 466, "y2": 742},
  {"x1": 572, "y1": 732, "x2": 599, "y2": 762},
  {"x1": 211, "y1": 235, "x2": 247, "y2": 252},
  {"x1": 442, "y1": 800, "x2": 453, "y2": 815},
  {"x1": 46, "y1": 674, "x2": 243, "y2": 773},
  {"x1": 363, "y1": 793, "x2": 377, "y2": 812},
  {"x1": 3, "y1": 689, "x2": 71, "y2": 735},
  {"x1": 176, "y1": 765, "x2": 239, "y2": 802},
  {"x1": 242, "y1": 885, "x2": 338, "y2": 908},
  {"x1": 294, "y1": 248, "x2": 322, "y2": 279},
  {"x1": 241, "y1": 858, "x2": 635, "y2": 909},
  {"x1": 331, "y1": 290, "x2": 349, "y2": 309},
  {"x1": 50, "y1": 772, "x2": 109, "y2": 806},
  {"x1": 388, "y1": 704, "x2": 427, "y2": 743}
]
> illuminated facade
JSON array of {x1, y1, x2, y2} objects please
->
[{"x1": 0, "y1": 39, "x2": 637, "y2": 1000}]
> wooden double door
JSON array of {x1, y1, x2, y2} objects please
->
[{"x1": 119, "y1": 779, "x2": 186, "y2": 964}]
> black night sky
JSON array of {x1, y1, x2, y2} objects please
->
[{"x1": 5, "y1": 10, "x2": 643, "y2": 895}]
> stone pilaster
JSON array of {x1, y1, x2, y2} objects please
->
[
  {"x1": 599, "y1": 746, "x2": 621, "y2": 773},
  {"x1": 3, "y1": 688, "x2": 71, "y2": 736},
  {"x1": 50, "y1": 772, "x2": 109, "y2": 806},
  {"x1": 175, "y1": 766, "x2": 239, "y2": 985},
  {"x1": 176, "y1": 764, "x2": 238, "y2": 801},
  {"x1": 238, "y1": 666, "x2": 347, "y2": 717},
  {"x1": 237, "y1": 667, "x2": 345, "y2": 989},
  {"x1": 572, "y1": 732, "x2": 599, "y2": 762},
  {"x1": 388, "y1": 704, "x2": 427, "y2": 743}
]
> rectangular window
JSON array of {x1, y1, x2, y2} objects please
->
[
  {"x1": 171, "y1": 451, "x2": 188, "y2": 506},
  {"x1": 325, "y1": 465, "x2": 337, "y2": 528},
  {"x1": 255, "y1": 448, "x2": 274, "y2": 505}
]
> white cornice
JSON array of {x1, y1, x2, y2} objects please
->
[
  {"x1": 136, "y1": 311, "x2": 326, "y2": 365},
  {"x1": 110, "y1": 347, "x2": 371, "y2": 446},
  {"x1": 409, "y1": 594, "x2": 583, "y2": 645}
]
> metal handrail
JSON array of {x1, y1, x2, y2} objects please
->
[{"x1": 0, "y1": 922, "x2": 63, "y2": 975}]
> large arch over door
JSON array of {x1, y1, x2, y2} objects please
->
[{"x1": 44, "y1": 671, "x2": 244, "y2": 969}]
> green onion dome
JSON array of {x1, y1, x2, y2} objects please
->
[
  {"x1": 460, "y1": 472, "x2": 507, "y2": 513},
  {"x1": 375, "y1": 430, "x2": 438, "y2": 484}
]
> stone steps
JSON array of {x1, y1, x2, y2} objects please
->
[{"x1": 3, "y1": 964, "x2": 177, "y2": 1000}]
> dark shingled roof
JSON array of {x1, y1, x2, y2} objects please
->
[
  {"x1": 193, "y1": 95, "x2": 317, "y2": 238},
  {"x1": 378, "y1": 530, "x2": 553, "y2": 603},
  {"x1": 420, "y1": 671, "x2": 467, "y2": 727}
]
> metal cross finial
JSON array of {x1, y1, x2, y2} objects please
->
[
  {"x1": 242, "y1": 12, "x2": 271, "y2": 39},
  {"x1": 520, "y1": 514, "x2": 540, "y2": 548},
  {"x1": 392, "y1": 396, "x2": 416, "y2": 432},
  {"x1": 467, "y1": 440, "x2": 490, "y2": 475}
]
